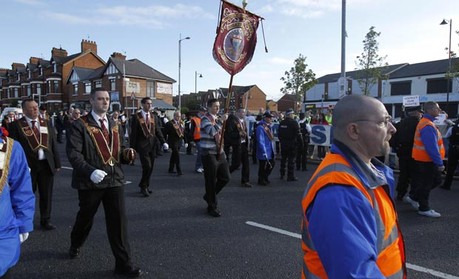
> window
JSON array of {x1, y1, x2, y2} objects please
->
[
  {"x1": 53, "y1": 80, "x2": 59, "y2": 93},
  {"x1": 146, "y1": 81, "x2": 154, "y2": 98},
  {"x1": 36, "y1": 83, "x2": 42, "y2": 95},
  {"x1": 53, "y1": 62, "x2": 57, "y2": 73},
  {"x1": 427, "y1": 78, "x2": 451, "y2": 94},
  {"x1": 27, "y1": 85, "x2": 31, "y2": 96},
  {"x1": 73, "y1": 83, "x2": 78, "y2": 96},
  {"x1": 39, "y1": 66, "x2": 43, "y2": 76},
  {"x1": 390, "y1": 81, "x2": 411, "y2": 96},
  {"x1": 13, "y1": 88, "x2": 19, "y2": 98},
  {"x1": 110, "y1": 78, "x2": 116, "y2": 91},
  {"x1": 94, "y1": 80, "x2": 102, "y2": 88},
  {"x1": 85, "y1": 82, "x2": 91, "y2": 94}
]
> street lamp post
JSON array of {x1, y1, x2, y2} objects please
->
[
  {"x1": 194, "y1": 71, "x2": 203, "y2": 94},
  {"x1": 178, "y1": 34, "x2": 191, "y2": 111},
  {"x1": 440, "y1": 19, "x2": 452, "y2": 112}
]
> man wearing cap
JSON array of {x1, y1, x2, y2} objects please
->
[
  {"x1": 256, "y1": 111, "x2": 275, "y2": 185},
  {"x1": 278, "y1": 109, "x2": 302, "y2": 181},
  {"x1": 393, "y1": 106, "x2": 422, "y2": 201}
]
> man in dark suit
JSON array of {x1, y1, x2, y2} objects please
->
[
  {"x1": 224, "y1": 108, "x2": 251, "y2": 187},
  {"x1": 164, "y1": 111, "x2": 184, "y2": 175},
  {"x1": 9, "y1": 99, "x2": 61, "y2": 231},
  {"x1": 129, "y1": 97, "x2": 167, "y2": 197},
  {"x1": 66, "y1": 87, "x2": 143, "y2": 277}
]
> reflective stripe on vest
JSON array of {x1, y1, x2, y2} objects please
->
[
  {"x1": 191, "y1": 117, "x2": 201, "y2": 141},
  {"x1": 412, "y1": 118, "x2": 445, "y2": 162},
  {"x1": 301, "y1": 154, "x2": 406, "y2": 279}
]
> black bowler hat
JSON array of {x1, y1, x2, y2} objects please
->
[{"x1": 263, "y1": 111, "x2": 274, "y2": 118}]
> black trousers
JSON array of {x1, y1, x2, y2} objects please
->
[
  {"x1": 202, "y1": 154, "x2": 230, "y2": 210},
  {"x1": 138, "y1": 149, "x2": 155, "y2": 188},
  {"x1": 258, "y1": 159, "x2": 275, "y2": 183},
  {"x1": 296, "y1": 142, "x2": 309, "y2": 171},
  {"x1": 71, "y1": 187, "x2": 132, "y2": 269},
  {"x1": 280, "y1": 143, "x2": 296, "y2": 179},
  {"x1": 168, "y1": 145, "x2": 182, "y2": 173},
  {"x1": 412, "y1": 161, "x2": 442, "y2": 211},
  {"x1": 224, "y1": 143, "x2": 250, "y2": 183},
  {"x1": 31, "y1": 160, "x2": 54, "y2": 223},
  {"x1": 443, "y1": 145, "x2": 459, "y2": 188},
  {"x1": 396, "y1": 156, "x2": 416, "y2": 198}
]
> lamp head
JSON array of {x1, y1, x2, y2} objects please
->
[
  {"x1": 440, "y1": 19, "x2": 448, "y2": 25},
  {"x1": 185, "y1": 36, "x2": 191, "y2": 40}
]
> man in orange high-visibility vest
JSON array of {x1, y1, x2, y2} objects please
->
[
  {"x1": 301, "y1": 95, "x2": 406, "y2": 278},
  {"x1": 410, "y1": 101, "x2": 445, "y2": 218}
]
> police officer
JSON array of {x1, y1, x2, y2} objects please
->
[
  {"x1": 394, "y1": 106, "x2": 423, "y2": 200},
  {"x1": 442, "y1": 118, "x2": 459, "y2": 190},
  {"x1": 296, "y1": 112, "x2": 311, "y2": 171},
  {"x1": 278, "y1": 108, "x2": 301, "y2": 181}
]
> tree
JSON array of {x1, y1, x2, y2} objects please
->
[
  {"x1": 355, "y1": 26, "x2": 388, "y2": 95},
  {"x1": 280, "y1": 54, "x2": 316, "y2": 104}
]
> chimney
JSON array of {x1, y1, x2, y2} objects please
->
[
  {"x1": 51, "y1": 47, "x2": 68, "y2": 58},
  {"x1": 29, "y1": 57, "x2": 42, "y2": 65},
  {"x1": 11, "y1": 63, "x2": 25, "y2": 70},
  {"x1": 111, "y1": 52, "x2": 126, "y2": 60},
  {"x1": 81, "y1": 39, "x2": 97, "y2": 54}
]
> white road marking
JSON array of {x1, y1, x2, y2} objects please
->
[{"x1": 245, "y1": 221, "x2": 459, "y2": 279}]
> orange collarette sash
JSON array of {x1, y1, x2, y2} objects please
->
[
  {"x1": 262, "y1": 123, "x2": 274, "y2": 141},
  {"x1": 137, "y1": 111, "x2": 155, "y2": 138},
  {"x1": 0, "y1": 136, "x2": 13, "y2": 194},
  {"x1": 80, "y1": 116, "x2": 120, "y2": 166},
  {"x1": 173, "y1": 120, "x2": 184, "y2": 138},
  {"x1": 236, "y1": 119, "x2": 247, "y2": 139},
  {"x1": 18, "y1": 117, "x2": 49, "y2": 151}
]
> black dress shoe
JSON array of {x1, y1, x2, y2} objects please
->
[
  {"x1": 69, "y1": 246, "x2": 80, "y2": 259},
  {"x1": 257, "y1": 180, "x2": 268, "y2": 186},
  {"x1": 147, "y1": 187, "x2": 153, "y2": 194},
  {"x1": 287, "y1": 177, "x2": 298, "y2": 182},
  {"x1": 114, "y1": 266, "x2": 144, "y2": 277},
  {"x1": 241, "y1": 182, "x2": 253, "y2": 188},
  {"x1": 40, "y1": 222, "x2": 56, "y2": 231},
  {"x1": 140, "y1": 188, "x2": 149, "y2": 197},
  {"x1": 177, "y1": 171, "x2": 183, "y2": 176},
  {"x1": 168, "y1": 170, "x2": 176, "y2": 174},
  {"x1": 207, "y1": 208, "x2": 221, "y2": 217}
]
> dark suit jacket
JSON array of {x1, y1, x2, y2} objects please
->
[
  {"x1": 224, "y1": 114, "x2": 248, "y2": 146},
  {"x1": 129, "y1": 111, "x2": 165, "y2": 153},
  {"x1": 9, "y1": 116, "x2": 61, "y2": 174},
  {"x1": 66, "y1": 113, "x2": 130, "y2": 190},
  {"x1": 164, "y1": 120, "x2": 183, "y2": 148}
]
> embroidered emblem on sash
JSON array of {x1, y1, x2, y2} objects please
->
[
  {"x1": 173, "y1": 120, "x2": 184, "y2": 138},
  {"x1": 137, "y1": 112, "x2": 155, "y2": 138},
  {"x1": 18, "y1": 117, "x2": 49, "y2": 151},
  {"x1": 80, "y1": 116, "x2": 120, "y2": 166}
]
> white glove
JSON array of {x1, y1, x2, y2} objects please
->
[
  {"x1": 19, "y1": 233, "x2": 29, "y2": 243},
  {"x1": 90, "y1": 169, "x2": 108, "y2": 184},
  {"x1": 162, "y1": 143, "x2": 169, "y2": 150},
  {"x1": 184, "y1": 143, "x2": 189, "y2": 148}
]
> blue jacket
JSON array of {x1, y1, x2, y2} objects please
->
[
  {"x1": 0, "y1": 138, "x2": 35, "y2": 276},
  {"x1": 256, "y1": 120, "x2": 274, "y2": 160},
  {"x1": 305, "y1": 140, "x2": 395, "y2": 278}
]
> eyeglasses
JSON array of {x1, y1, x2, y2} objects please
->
[
  {"x1": 355, "y1": 116, "x2": 393, "y2": 127},
  {"x1": 144, "y1": 102, "x2": 152, "y2": 105}
]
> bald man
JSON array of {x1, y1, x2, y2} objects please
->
[{"x1": 301, "y1": 95, "x2": 406, "y2": 278}]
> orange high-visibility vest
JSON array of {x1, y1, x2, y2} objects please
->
[
  {"x1": 191, "y1": 116, "x2": 201, "y2": 141},
  {"x1": 301, "y1": 154, "x2": 406, "y2": 279},
  {"x1": 412, "y1": 117, "x2": 445, "y2": 162}
]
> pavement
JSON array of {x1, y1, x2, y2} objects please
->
[{"x1": 9, "y1": 143, "x2": 459, "y2": 279}]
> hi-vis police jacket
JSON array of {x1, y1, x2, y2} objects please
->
[{"x1": 301, "y1": 141, "x2": 406, "y2": 279}]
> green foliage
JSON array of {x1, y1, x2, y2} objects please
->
[
  {"x1": 355, "y1": 26, "x2": 388, "y2": 95},
  {"x1": 280, "y1": 54, "x2": 317, "y2": 102}
]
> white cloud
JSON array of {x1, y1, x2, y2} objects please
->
[{"x1": 44, "y1": 4, "x2": 214, "y2": 29}]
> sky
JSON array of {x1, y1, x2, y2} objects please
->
[{"x1": 1, "y1": 0, "x2": 459, "y2": 101}]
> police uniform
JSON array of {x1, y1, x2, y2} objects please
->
[{"x1": 278, "y1": 110, "x2": 301, "y2": 181}]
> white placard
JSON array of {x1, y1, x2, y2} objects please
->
[{"x1": 403, "y1": 95, "x2": 420, "y2": 107}]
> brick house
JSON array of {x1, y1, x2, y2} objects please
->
[{"x1": 277, "y1": 93, "x2": 301, "y2": 112}]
